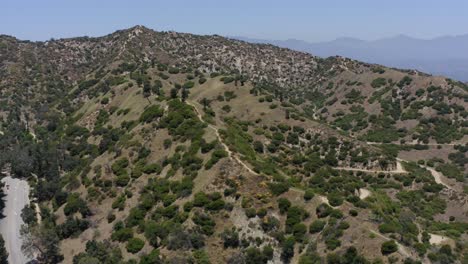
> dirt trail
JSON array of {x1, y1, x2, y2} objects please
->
[
  {"x1": 367, "y1": 141, "x2": 458, "y2": 147},
  {"x1": 290, "y1": 187, "x2": 330, "y2": 206},
  {"x1": 394, "y1": 158, "x2": 456, "y2": 191},
  {"x1": 421, "y1": 165, "x2": 452, "y2": 190},
  {"x1": 334, "y1": 160, "x2": 407, "y2": 174},
  {"x1": 186, "y1": 100, "x2": 259, "y2": 176},
  {"x1": 429, "y1": 234, "x2": 451, "y2": 245}
]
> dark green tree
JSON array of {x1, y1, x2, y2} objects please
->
[{"x1": 0, "y1": 235, "x2": 7, "y2": 264}]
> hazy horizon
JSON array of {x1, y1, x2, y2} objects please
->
[{"x1": 2, "y1": 0, "x2": 468, "y2": 42}]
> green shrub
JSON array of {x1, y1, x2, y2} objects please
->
[
  {"x1": 245, "y1": 246, "x2": 274, "y2": 264},
  {"x1": 111, "y1": 227, "x2": 133, "y2": 242},
  {"x1": 139, "y1": 105, "x2": 164, "y2": 123},
  {"x1": 143, "y1": 163, "x2": 162, "y2": 174},
  {"x1": 101, "y1": 97, "x2": 109, "y2": 104},
  {"x1": 303, "y1": 189, "x2": 314, "y2": 201},
  {"x1": 193, "y1": 250, "x2": 210, "y2": 264},
  {"x1": 183, "y1": 81, "x2": 195, "y2": 89},
  {"x1": 57, "y1": 218, "x2": 90, "y2": 239},
  {"x1": 286, "y1": 206, "x2": 308, "y2": 233},
  {"x1": 168, "y1": 67, "x2": 180, "y2": 74},
  {"x1": 221, "y1": 105, "x2": 231, "y2": 113},
  {"x1": 436, "y1": 163, "x2": 463, "y2": 182},
  {"x1": 277, "y1": 198, "x2": 291, "y2": 214},
  {"x1": 371, "y1": 78, "x2": 386, "y2": 88},
  {"x1": 309, "y1": 220, "x2": 326, "y2": 233},
  {"x1": 397, "y1": 76, "x2": 412, "y2": 88},
  {"x1": 126, "y1": 237, "x2": 145, "y2": 253},
  {"x1": 268, "y1": 182, "x2": 289, "y2": 196},
  {"x1": 205, "y1": 148, "x2": 228, "y2": 169},
  {"x1": 325, "y1": 238, "x2": 341, "y2": 250},
  {"x1": 221, "y1": 228, "x2": 239, "y2": 248},
  {"x1": 245, "y1": 208, "x2": 257, "y2": 218},
  {"x1": 379, "y1": 222, "x2": 398, "y2": 233},
  {"x1": 163, "y1": 138, "x2": 172, "y2": 149},
  {"x1": 327, "y1": 192, "x2": 344, "y2": 206},
  {"x1": 293, "y1": 223, "x2": 307, "y2": 241},
  {"x1": 115, "y1": 175, "x2": 130, "y2": 187},
  {"x1": 381, "y1": 240, "x2": 398, "y2": 255},
  {"x1": 64, "y1": 193, "x2": 90, "y2": 217},
  {"x1": 281, "y1": 237, "x2": 295, "y2": 262}
]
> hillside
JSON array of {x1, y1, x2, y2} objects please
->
[{"x1": 0, "y1": 26, "x2": 466, "y2": 264}]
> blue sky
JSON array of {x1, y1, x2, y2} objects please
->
[{"x1": 2, "y1": 0, "x2": 468, "y2": 42}]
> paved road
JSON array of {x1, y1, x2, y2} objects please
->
[{"x1": 0, "y1": 176, "x2": 32, "y2": 264}]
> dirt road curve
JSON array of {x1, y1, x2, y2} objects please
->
[{"x1": 0, "y1": 176, "x2": 32, "y2": 264}]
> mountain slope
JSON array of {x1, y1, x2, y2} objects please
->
[
  {"x1": 0, "y1": 26, "x2": 466, "y2": 264},
  {"x1": 234, "y1": 34, "x2": 468, "y2": 81}
]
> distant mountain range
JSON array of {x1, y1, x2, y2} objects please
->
[{"x1": 233, "y1": 34, "x2": 468, "y2": 81}]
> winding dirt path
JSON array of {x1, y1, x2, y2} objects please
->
[
  {"x1": 422, "y1": 166, "x2": 452, "y2": 189},
  {"x1": 188, "y1": 99, "x2": 411, "y2": 177},
  {"x1": 394, "y1": 158, "x2": 456, "y2": 191}
]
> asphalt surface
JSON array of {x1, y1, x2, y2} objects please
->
[{"x1": 0, "y1": 176, "x2": 32, "y2": 264}]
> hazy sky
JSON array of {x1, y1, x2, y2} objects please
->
[{"x1": 2, "y1": 0, "x2": 468, "y2": 42}]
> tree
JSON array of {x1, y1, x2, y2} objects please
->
[
  {"x1": 170, "y1": 88, "x2": 178, "y2": 99},
  {"x1": 143, "y1": 80, "x2": 151, "y2": 97},
  {"x1": 152, "y1": 80, "x2": 162, "y2": 95},
  {"x1": 181, "y1": 87, "x2": 188, "y2": 102},
  {"x1": 21, "y1": 204, "x2": 38, "y2": 225},
  {"x1": 73, "y1": 240, "x2": 123, "y2": 264},
  {"x1": 201, "y1": 98, "x2": 209, "y2": 110},
  {"x1": 0, "y1": 235, "x2": 7, "y2": 264},
  {"x1": 253, "y1": 140, "x2": 264, "y2": 153},
  {"x1": 21, "y1": 223, "x2": 63, "y2": 263},
  {"x1": 0, "y1": 182, "x2": 5, "y2": 218},
  {"x1": 281, "y1": 236, "x2": 295, "y2": 262}
]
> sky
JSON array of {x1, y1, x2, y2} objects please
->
[{"x1": 2, "y1": 0, "x2": 468, "y2": 42}]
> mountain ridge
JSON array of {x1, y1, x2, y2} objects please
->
[
  {"x1": 0, "y1": 26, "x2": 466, "y2": 263},
  {"x1": 233, "y1": 34, "x2": 468, "y2": 81}
]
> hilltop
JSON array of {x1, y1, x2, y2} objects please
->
[{"x1": 0, "y1": 26, "x2": 466, "y2": 263}]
